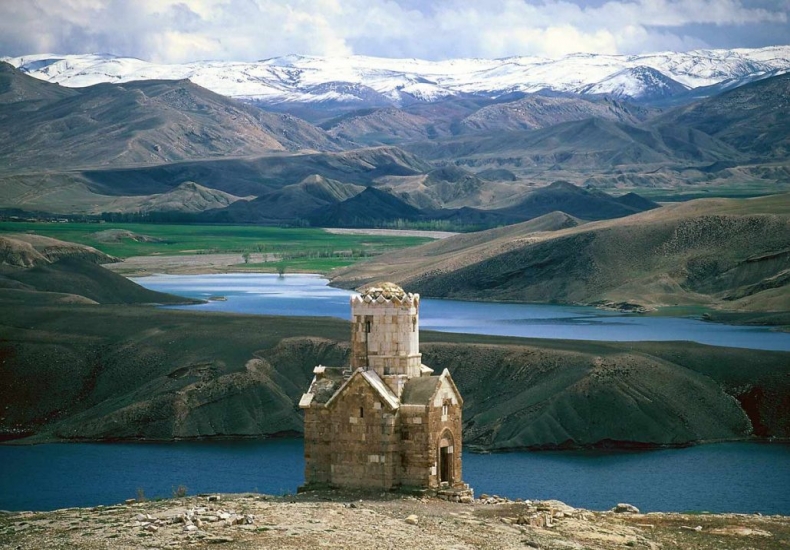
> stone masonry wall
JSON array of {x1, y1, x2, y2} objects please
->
[
  {"x1": 324, "y1": 376, "x2": 400, "y2": 490},
  {"x1": 398, "y1": 406, "x2": 432, "y2": 488},
  {"x1": 350, "y1": 299, "x2": 421, "y2": 378},
  {"x1": 303, "y1": 407, "x2": 333, "y2": 485}
]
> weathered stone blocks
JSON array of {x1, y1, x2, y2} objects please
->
[{"x1": 300, "y1": 283, "x2": 467, "y2": 493}]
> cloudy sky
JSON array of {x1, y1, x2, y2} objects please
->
[{"x1": 1, "y1": 0, "x2": 788, "y2": 63}]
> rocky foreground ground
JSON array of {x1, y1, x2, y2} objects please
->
[{"x1": 1, "y1": 491, "x2": 787, "y2": 550}]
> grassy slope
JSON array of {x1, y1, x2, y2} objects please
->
[
  {"x1": 0, "y1": 232, "x2": 199, "y2": 309},
  {"x1": 1, "y1": 301, "x2": 787, "y2": 448},
  {"x1": 328, "y1": 212, "x2": 581, "y2": 284},
  {"x1": 0, "y1": 258, "x2": 192, "y2": 305},
  {"x1": 332, "y1": 194, "x2": 790, "y2": 313}
]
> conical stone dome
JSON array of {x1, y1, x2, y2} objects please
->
[{"x1": 357, "y1": 282, "x2": 407, "y2": 301}]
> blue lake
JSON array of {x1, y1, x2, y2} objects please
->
[
  {"x1": 3, "y1": 274, "x2": 787, "y2": 514},
  {"x1": 1, "y1": 440, "x2": 789, "y2": 514},
  {"x1": 133, "y1": 273, "x2": 790, "y2": 351}
]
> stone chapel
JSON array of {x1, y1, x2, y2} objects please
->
[{"x1": 299, "y1": 282, "x2": 470, "y2": 495}]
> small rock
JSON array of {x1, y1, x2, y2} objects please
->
[
  {"x1": 218, "y1": 512, "x2": 231, "y2": 520},
  {"x1": 145, "y1": 524, "x2": 159, "y2": 533},
  {"x1": 135, "y1": 513, "x2": 147, "y2": 521},
  {"x1": 206, "y1": 536, "x2": 234, "y2": 544},
  {"x1": 612, "y1": 503, "x2": 640, "y2": 514},
  {"x1": 405, "y1": 514, "x2": 419, "y2": 525},
  {"x1": 460, "y1": 496, "x2": 473, "y2": 504},
  {"x1": 184, "y1": 524, "x2": 198, "y2": 532},
  {"x1": 244, "y1": 514, "x2": 255, "y2": 525},
  {"x1": 124, "y1": 499, "x2": 136, "y2": 505},
  {"x1": 208, "y1": 495, "x2": 221, "y2": 502}
]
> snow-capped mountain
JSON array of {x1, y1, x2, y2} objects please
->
[
  {"x1": 4, "y1": 46, "x2": 790, "y2": 106},
  {"x1": 578, "y1": 66, "x2": 690, "y2": 101}
]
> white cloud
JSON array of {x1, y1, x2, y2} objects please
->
[{"x1": 0, "y1": 0, "x2": 787, "y2": 62}]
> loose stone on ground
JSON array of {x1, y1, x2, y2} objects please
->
[{"x1": 0, "y1": 492, "x2": 787, "y2": 550}]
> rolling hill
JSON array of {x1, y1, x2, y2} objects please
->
[
  {"x1": 1, "y1": 302, "x2": 787, "y2": 448},
  {"x1": 100, "y1": 181, "x2": 252, "y2": 214},
  {"x1": 408, "y1": 117, "x2": 743, "y2": 170},
  {"x1": 0, "y1": 62, "x2": 344, "y2": 173},
  {"x1": 321, "y1": 107, "x2": 441, "y2": 145},
  {"x1": 457, "y1": 95, "x2": 651, "y2": 134},
  {"x1": 654, "y1": 72, "x2": 790, "y2": 159},
  {"x1": 286, "y1": 181, "x2": 657, "y2": 230},
  {"x1": 0, "y1": 145, "x2": 430, "y2": 215},
  {"x1": 79, "y1": 145, "x2": 430, "y2": 198},
  {"x1": 494, "y1": 180, "x2": 658, "y2": 221},
  {"x1": 200, "y1": 175, "x2": 364, "y2": 223},
  {"x1": 0, "y1": 65, "x2": 350, "y2": 171},
  {"x1": 307, "y1": 186, "x2": 423, "y2": 227},
  {"x1": 332, "y1": 193, "x2": 790, "y2": 312},
  {"x1": 0, "y1": 232, "x2": 786, "y2": 450},
  {"x1": 0, "y1": 61, "x2": 77, "y2": 106},
  {"x1": 0, "y1": 233, "x2": 116, "y2": 268},
  {"x1": 0, "y1": 234, "x2": 189, "y2": 305},
  {"x1": 1, "y1": 54, "x2": 789, "y2": 218}
]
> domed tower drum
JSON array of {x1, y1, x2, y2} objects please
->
[{"x1": 350, "y1": 282, "x2": 422, "y2": 379}]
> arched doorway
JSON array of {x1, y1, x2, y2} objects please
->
[{"x1": 437, "y1": 429, "x2": 455, "y2": 485}]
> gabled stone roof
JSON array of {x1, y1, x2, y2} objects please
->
[
  {"x1": 324, "y1": 368, "x2": 400, "y2": 411},
  {"x1": 303, "y1": 367, "x2": 347, "y2": 404},
  {"x1": 400, "y1": 376, "x2": 441, "y2": 405},
  {"x1": 359, "y1": 369, "x2": 400, "y2": 410}
]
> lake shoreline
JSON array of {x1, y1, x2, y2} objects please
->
[
  {"x1": 106, "y1": 256, "x2": 790, "y2": 329},
  {"x1": 6, "y1": 431, "x2": 790, "y2": 452}
]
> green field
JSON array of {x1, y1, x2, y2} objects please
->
[{"x1": 0, "y1": 222, "x2": 431, "y2": 266}]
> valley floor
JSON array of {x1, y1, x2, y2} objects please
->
[
  {"x1": 2, "y1": 492, "x2": 787, "y2": 550},
  {"x1": 104, "y1": 253, "x2": 275, "y2": 277}
]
